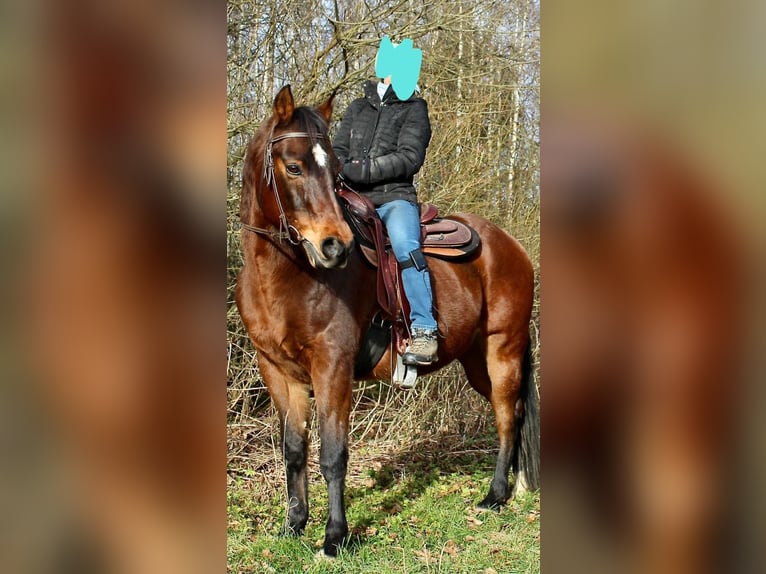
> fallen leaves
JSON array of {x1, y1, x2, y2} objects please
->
[
  {"x1": 363, "y1": 477, "x2": 376, "y2": 488},
  {"x1": 382, "y1": 502, "x2": 402, "y2": 515},
  {"x1": 526, "y1": 509, "x2": 540, "y2": 523},
  {"x1": 414, "y1": 547, "x2": 434, "y2": 563},
  {"x1": 413, "y1": 539, "x2": 463, "y2": 565},
  {"x1": 443, "y1": 539, "x2": 459, "y2": 557},
  {"x1": 465, "y1": 515, "x2": 484, "y2": 527}
]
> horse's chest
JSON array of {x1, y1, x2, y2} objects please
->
[
  {"x1": 249, "y1": 297, "x2": 303, "y2": 347},
  {"x1": 238, "y1": 262, "x2": 360, "y2": 377},
  {"x1": 248, "y1": 283, "x2": 338, "y2": 356}
]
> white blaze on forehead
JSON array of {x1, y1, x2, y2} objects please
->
[{"x1": 312, "y1": 143, "x2": 328, "y2": 167}]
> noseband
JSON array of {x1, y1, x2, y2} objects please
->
[{"x1": 240, "y1": 130, "x2": 329, "y2": 245}]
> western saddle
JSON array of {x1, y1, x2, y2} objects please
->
[{"x1": 335, "y1": 181, "x2": 480, "y2": 329}]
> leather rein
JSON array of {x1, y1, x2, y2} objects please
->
[{"x1": 240, "y1": 129, "x2": 330, "y2": 245}]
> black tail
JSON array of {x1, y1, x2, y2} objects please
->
[{"x1": 512, "y1": 341, "x2": 540, "y2": 492}]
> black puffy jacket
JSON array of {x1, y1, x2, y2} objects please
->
[{"x1": 333, "y1": 80, "x2": 431, "y2": 206}]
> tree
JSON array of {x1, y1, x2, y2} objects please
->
[{"x1": 226, "y1": 0, "x2": 539, "y2": 422}]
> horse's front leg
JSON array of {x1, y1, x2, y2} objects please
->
[
  {"x1": 313, "y1": 363, "x2": 353, "y2": 557},
  {"x1": 259, "y1": 359, "x2": 312, "y2": 535}
]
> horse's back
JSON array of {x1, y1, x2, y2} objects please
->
[
  {"x1": 443, "y1": 212, "x2": 534, "y2": 309},
  {"x1": 423, "y1": 213, "x2": 534, "y2": 365}
]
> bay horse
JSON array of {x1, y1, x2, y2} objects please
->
[{"x1": 235, "y1": 85, "x2": 538, "y2": 557}]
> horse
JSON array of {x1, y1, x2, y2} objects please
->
[{"x1": 235, "y1": 85, "x2": 539, "y2": 557}]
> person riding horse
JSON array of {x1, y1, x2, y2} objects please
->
[
  {"x1": 237, "y1": 82, "x2": 536, "y2": 556},
  {"x1": 332, "y1": 37, "x2": 438, "y2": 366}
]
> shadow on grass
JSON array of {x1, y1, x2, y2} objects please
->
[
  {"x1": 228, "y1": 428, "x2": 508, "y2": 558},
  {"x1": 341, "y1": 429, "x2": 500, "y2": 551}
]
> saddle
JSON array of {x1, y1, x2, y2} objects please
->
[{"x1": 335, "y1": 182, "x2": 481, "y2": 325}]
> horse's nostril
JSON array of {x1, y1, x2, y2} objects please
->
[{"x1": 321, "y1": 237, "x2": 344, "y2": 260}]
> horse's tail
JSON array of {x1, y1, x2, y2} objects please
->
[{"x1": 512, "y1": 340, "x2": 540, "y2": 494}]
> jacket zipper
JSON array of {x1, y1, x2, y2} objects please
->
[{"x1": 364, "y1": 97, "x2": 386, "y2": 159}]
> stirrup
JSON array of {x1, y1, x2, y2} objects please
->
[{"x1": 393, "y1": 354, "x2": 418, "y2": 389}]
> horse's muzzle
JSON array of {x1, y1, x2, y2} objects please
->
[{"x1": 303, "y1": 236, "x2": 354, "y2": 269}]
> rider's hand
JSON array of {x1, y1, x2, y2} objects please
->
[{"x1": 341, "y1": 158, "x2": 370, "y2": 184}]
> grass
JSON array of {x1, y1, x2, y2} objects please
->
[
  {"x1": 227, "y1": 357, "x2": 541, "y2": 573},
  {"x1": 228, "y1": 428, "x2": 540, "y2": 573}
]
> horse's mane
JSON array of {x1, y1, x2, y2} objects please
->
[{"x1": 240, "y1": 105, "x2": 330, "y2": 223}]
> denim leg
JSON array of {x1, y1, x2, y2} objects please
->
[{"x1": 376, "y1": 200, "x2": 438, "y2": 332}]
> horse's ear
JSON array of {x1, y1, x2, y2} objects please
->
[
  {"x1": 273, "y1": 85, "x2": 294, "y2": 125},
  {"x1": 316, "y1": 90, "x2": 336, "y2": 123}
]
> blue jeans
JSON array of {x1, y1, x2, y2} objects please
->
[{"x1": 376, "y1": 200, "x2": 438, "y2": 332}]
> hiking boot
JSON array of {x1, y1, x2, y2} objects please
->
[{"x1": 402, "y1": 329, "x2": 438, "y2": 366}]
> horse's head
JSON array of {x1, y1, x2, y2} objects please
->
[{"x1": 241, "y1": 85, "x2": 354, "y2": 269}]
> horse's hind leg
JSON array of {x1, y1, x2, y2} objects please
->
[
  {"x1": 461, "y1": 335, "x2": 526, "y2": 509},
  {"x1": 260, "y1": 360, "x2": 312, "y2": 535}
]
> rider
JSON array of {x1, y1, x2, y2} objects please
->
[{"x1": 333, "y1": 37, "x2": 438, "y2": 366}]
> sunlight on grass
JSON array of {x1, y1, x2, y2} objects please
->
[{"x1": 228, "y1": 463, "x2": 539, "y2": 573}]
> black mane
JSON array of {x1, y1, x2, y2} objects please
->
[{"x1": 291, "y1": 105, "x2": 330, "y2": 143}]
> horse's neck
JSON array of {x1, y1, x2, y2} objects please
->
[
  {"x1": 249, "y1": 235, "x2": 301, "y2": 270},
  {"x1": 243, "y1": 198, "x2": 273, "y2": 228},
  {"x1": 250, "y1": 241, "x2": 367, "y2": 293}
]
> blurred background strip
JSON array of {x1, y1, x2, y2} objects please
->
[
  {"x1": 542, "y1": 1, "x2": 765, "y2": 573},
  {"x1": 3, "y1": 1, "x2": 227, "y2": 573}
]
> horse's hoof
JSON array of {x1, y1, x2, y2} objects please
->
[
  {"x1": 282, "y1": 524, "x2": 306, "y2": 537},
  {"x1": 315, "y1": 549, "x2": 336, "y2": 561},
  {"x1": 477, "y1": 496, "x2": 505, "y2": 512},
  {"x1": 321, "y1": 537, "x2": 346, "y2": 558},
  {"x1": 322, "y1": 521, "x2": 348, "y2": 557}
]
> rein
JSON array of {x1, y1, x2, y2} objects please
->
[{"x1": 240, "y1": 130, "x2": 327, "y2": 245}]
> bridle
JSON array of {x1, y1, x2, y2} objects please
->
[{"x1": 240, "y1": 129, "x2": 330, "y2": 245}]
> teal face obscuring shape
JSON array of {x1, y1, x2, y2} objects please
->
[{"x1": 374, "y1": 36, "x2": 422, "y2": 100}]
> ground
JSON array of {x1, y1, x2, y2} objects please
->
[{"x1": 228, "y1": 427, "x2": 540, "y2": 573}]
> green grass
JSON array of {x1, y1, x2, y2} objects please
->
[{"x1": 228, "y1": 446, "x2": 539, "y2": 573}]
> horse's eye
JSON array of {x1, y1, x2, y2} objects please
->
[{"x1": 285, "y1": 163, "x2": 303, "y2": 176}]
